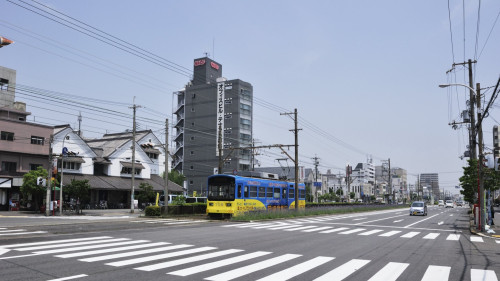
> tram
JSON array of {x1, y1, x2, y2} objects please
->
[{"x1": 206, "y1": 172, "x2": 306, "y2": 218}]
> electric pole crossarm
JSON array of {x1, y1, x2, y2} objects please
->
[{"x1": 278, "y1": 147, "x2": 296, "y2": 164}]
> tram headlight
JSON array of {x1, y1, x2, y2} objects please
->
[
  {"x1": 226, "y1": 203, "x2": 232, "y2": 207},
  {"x1": 209, "y1": 203, "x2": 214, "y2": 206}
]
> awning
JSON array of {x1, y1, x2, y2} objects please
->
[
  {"x1": 0, "y1": 178, "x2": 12, "y2": 188},
  {"x1": 61, "y1": 157, "x2": 86, "y2": 163},
  {"x1": 143, "y1": 148, "x2": 161, "y2": 154},
  {"x1": 120, "y1": 161, "x2": 145, "y2": 169}
]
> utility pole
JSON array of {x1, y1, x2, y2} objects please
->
[
  {"x1": 45, "y1": 135, "x2": 53, "y2": 216},
  {"x1": 313, "y1": 155, "x2": 320, "y2": 200},
  {"x1": 476, "y1": 83, "x2": 486, "y2": 231},
  {"x1": 130, "y1": 102, "x2": 141, "y2": 213},
  {"x1": 388, "y1": 158, "x2": 392, "y2": 203},
  {"x1": 77, "y1": 112, "x2": 82, "y2": 136},
  {"x1": 163, "y1": 118, "x2": 169, "y2": 216},
  {"x1": 280, "y1": 109, "x2": 301, "y2": 210}
]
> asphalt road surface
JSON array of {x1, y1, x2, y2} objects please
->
[{"x1": 0, "y1": 205, "x2": 498, "y2": 281}]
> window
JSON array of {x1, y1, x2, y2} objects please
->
[
  {"x1": 192, "y1": 93, "x2": 196, "y2": 98},
  {"x1": 191, "y1": 108, "x2": 195, "y2": 112},
  {"x1": 240, "y1": 104, "x2": 252, "y2": 115},
  {"x1": 289, "y1": 188, "x2": 295, "y2": 199},
  {"x1": 120, "y1": 167, "x2": 141, "y2": 175},
  {"x1": 240, "y1": 89, "x2": 252, "y2": 101},
  {"x1": 244, "y1": 186, "x2": 249, "y2": 198},
  {"x1": 146, "y1": 152, "x2": 158, "y2": 159},
  {"x1": 1, "y1": 131, "x2": 14, "y2": 141},
  {"x1": 190, "y1": 151, "x2": 194, "y2": 155},
  {"x1": 249, "y1": 186, "x2": 258, "y2": 197},
  {"x1": 190, "y1": 136, "x2": 195, "y2": 140},
  {"x1": 63, "y1": 162, "x2": 80, "y2": 170},
  {"x1": 240, "y1": 133, "x2": 251, "y2": 142},
  {"x1": 189, "y1": 180, "x2": 194, "y2": 185},
  {"x1": 266, "y1": 187, "x2": 274, "y2": 198},
  {"x1": 30, "y1": 164, "x2": 42, "y2": 170},
  {"x1": 30, "y1": 136, "x2": 45, "y2": 145},
  {"x1": 259, "y1": 186, "x2": 265, "y2": 198},
  {"x1": 224, "y1": 113, "x2": 232, "y2": 119},
  {"x1": 1, "y1": 161, "x2": 16, "y2": 171},
  {"x1": 274, "y1": 188, "x2": 280, "y2": 199},
  {"x1": 191, "y1": 122, "x2": 195, "y2": 126},
  {"x1": 238, "y1": 185, "x2": 242, "y2": 198},
  {"x1": 240, "y1": 118, "x2": 251, "y2": 130},
  {"x1": 190, "y1": 165, "x2": 194, "y2": 170},
  {"x1": 0, "y1": 78, "x2": 8, "y2": 90},
  {"x1": 299, "y1": 189, "x2": 306, "y2": 199},
  {"x1": 225, "y1": 98, "x2": 232, "y2": 104}
]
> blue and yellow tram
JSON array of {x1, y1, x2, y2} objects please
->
[{"x1": 206, "y1": 174, "x2": 306, "y2": 218}]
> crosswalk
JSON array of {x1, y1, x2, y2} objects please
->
[
  {"x1": 0, "y1": 236, "x2": 498, "y2": 280},
  {"x1": 221, "y1": 222, "x2": 494, "y2": 243},
  {"x1": 130, "y1": 218, "x2": 207, "y2": 225},
  {"x1": 0, "y1": 227, "x2": 47, "y2": 236}
]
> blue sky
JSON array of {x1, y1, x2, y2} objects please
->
[{"x1": 1, "y1": 0, "x2": 499, "y2": 193}]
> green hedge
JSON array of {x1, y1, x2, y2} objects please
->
[{"x1": 145, "y1": 205, "x2": 161, "y2": 216}]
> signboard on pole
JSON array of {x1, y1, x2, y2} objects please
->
[{"x1": 216, "y1": 81, "x2": 225, "y2": 156}]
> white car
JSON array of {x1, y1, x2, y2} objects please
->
[
  {"x1": 445, "y1": 200, "x2": 454, "y2": 208},
  {"x1": 438, "y1": 200, "x2": 444, "y2": 207}
]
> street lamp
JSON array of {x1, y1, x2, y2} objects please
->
[
  {"x1": 439, "y1": 83, "x2": 485, "y2": 231},
  {"x1": 60, "y1": 134, "x2": 70, "y2": 216}
]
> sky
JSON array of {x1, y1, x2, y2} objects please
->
[{"x1": 1, "y1": 0, "x2": 499, "y2": 194}]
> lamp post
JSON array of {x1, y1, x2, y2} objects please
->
[
  {"x1": 439, "y1": 83, "x2": 485, "y2": 231},
  {"x1": 60, "y1": 134, "x2": 70, "y2": 216}
]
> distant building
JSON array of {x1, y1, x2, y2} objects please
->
[
  {"x1": 172, "y1": 57, "x2": 253, "y2": 196},
  {"x1": 420, "y1": 173, "x2": 439, "y2": 199}
]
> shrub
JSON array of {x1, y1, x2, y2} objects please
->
[{"x1": 145, "y1": 205, "x2": 161, "y2": 217}]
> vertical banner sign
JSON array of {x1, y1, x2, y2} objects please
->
[{"x1": 216, "y1": 82, "x2": 225, "y2": 156}]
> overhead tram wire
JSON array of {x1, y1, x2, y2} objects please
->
[
  {"x1": 478, "y1": 8, "x2": 500, "y2": 59},
  {"x1": 7, "y1": 0, "x2": 193, "y2": 78},
  {"x1": 8, "y1": 1, "x2": 396, "y2": 161}
]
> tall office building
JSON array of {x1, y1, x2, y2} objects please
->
[
  {"x1": 172, "y1": 57, "x2": 253, "y2": 195},
  {"x1": 420, "y1": 173, "x2": 440, "y2": 199}
]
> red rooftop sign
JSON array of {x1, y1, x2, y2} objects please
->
[{"x1": 194, "y1": 59, "x2": 205, "y2": 66}]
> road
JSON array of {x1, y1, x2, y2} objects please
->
[{"x1": 0, "y1": 205, "x2": 498, "y2": 281}]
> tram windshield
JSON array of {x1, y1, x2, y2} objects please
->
[{"x1": 208, "y1": 176, "x2": 235, "y2": 201}]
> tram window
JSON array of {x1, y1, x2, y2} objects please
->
[
  {"x1": 266, "y1": 187, "x2": 273, "y2": 198},
  {"x1": 249, "y1": 186, "x2": 258, "y2": 197},
  {"x1": 282, "y1": 189, "x2": 287, "y2": 199},
  {"x1": 273, "y1": 188, "x2": 280, "y2": 199},
  {"x1": 238, "y1": 185, "x2": 242, "y2": 198},
  {"x1": 244, "y1": 186, "x2": 249, "y2": 198},
  {"x1": 258, "y1": 187, "x2": 265, "y2": 198},
  {"x1": 289, "y1": 189, "x2": 295, "y2": 199},
  {"x1": 299, "y1": 190, "x2": 306, "y2": 199}
]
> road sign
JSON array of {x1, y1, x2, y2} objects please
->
[{"x1": 62, "y1": 147, "x2": 68, "y2": 156}]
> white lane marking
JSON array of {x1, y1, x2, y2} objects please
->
[
  {"x1": 253, "y1": 223, "x2": 290, "y2": 229},
  {"x1": 134, "y1": 249, "x2": 243, "y2": 271},
  {"x1": 470, "y1": 236, "x2": 484, "y2": 243},
  {"x1": 302, "y1": 226, "x2": 334, "y2": 232},
  {"x1": 35, "y1": 240, "x2": 148, "y2": 255},
  {"x1": 79, "y1": 244, "x2": 192, "y2": 262},
  {"x1": 423, "y1": 233, "x2": 440, "y2": 240},
  {"x1": 359, "y1": 230, "x2": 384, "y2": 236},
  {"x1": 355, "y1": 214, "x2": 408, "y2": 225},
  {"x1": 400, "y1": 232, "x2": 420, "y2": 238},
  {"x1": 0, "y1": 253, "x2": 43, "y2": 260},
  {"x1": 267, "y1": 225, "x2": 303, "y2": 230},
  {"x1": 339, "y1": 228, "x2": 366, "y2": 235},
  {"x1": 0, "y1": 231, "x2": 48, "y2": 236},
  {"x1": 313, "y1": 259, "x2": 371, "y2": 281},
  {"x1": 421, "y1": 265, "x2": 451, "y2": 281},
  {"x1": 393, "y1": 220, "x2": 404, "y2": 223},
  {"x1": 471, "y1": 269, "x2": 499, "y2": 281},
  {"x1": 283, "y1": 225, "x2": 319, "y2": 232},
  {"x1": 168, "y1": 251, "x2": 271, "y2": 277},
  {"x1": 15, "y1": 238, "x2": 130, "y2": 251},
  {"x1": 0, "y1": 248, "x2": 10, "y2": 256},
  {"x1": 46, "y1": 274, "x2": 88, "y2": 281},
  {"x1": 204, "y1": 254, "x2": 301, "y2": 281},
  {"x1": 256, "y1": 256, "x2": 335, "y2": 281},
  {"x1": 450, "y1": 214, "x2": 454, "y2": 217},
  {"x1": 438, "y1": 222, "x2": 444, "y2": 225},
  {"x1": 446, "y1": 234, "x2": 461, "y2": 241},
  {"x1": 352, "y1": 218, "x2": 367, "y2": 221},
  {"x1": 367, "y1": 262, "x2": 409, "y2": 281},
  {"x1": 496, "y1": 240, "x2": 500, "y2": 244},
  {"x1": 106, "y1": 246, "x2": 216, "y2": 267},
  {"x1": 379, "y1": 231, "x2": 402, "y2": 237},
  {"x1": 222, "y1": 223, "x2": 260, "y2": 228},
  {"x1": 320, "y1": 227, "x2": 350, "y2": 234},
  {"x1": 239, "y1": 223, "x2": 276, "y2": 228},
  {"x1": 403, "y1": 213, "x2": 440, "y2": 228},
  {"x1": 0, "y1": 236, "x2": 112, "y2": 248},
  {"x1": 0, "y1": 229, "x2": 26, "y2": 233},
  {"x1": 56, "y1": 242, "x2": 169, "y2": 258}
]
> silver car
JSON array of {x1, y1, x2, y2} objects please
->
[{"x1": 410, "y1": 201, "x2": 427, "y2": 216}]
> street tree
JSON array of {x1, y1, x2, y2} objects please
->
[
  {"x1": 20, "y1": 166, "x2": 48, "y2": 212},
  {"x1": 136, "y1": 182, "x2": 156, "y2": 206},
  {"x1": 459, "y1": 159, "x2": 500, "y2": 204},
  {"x1": 65, "y1": 179, "x2": 91, "y2": 213},
  {"x1": 167, "y1": 170, "x2": 186, "y2": 186}
]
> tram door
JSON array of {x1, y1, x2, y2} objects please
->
[{"x1": 281, "y1": 188, "x2": 287, "y2": 206}]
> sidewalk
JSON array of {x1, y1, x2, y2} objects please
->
[
  {"x1": 470, "y1": 206, "x2": 500, "y2": 240},
  {"x1": 0, "y1": 208, "x2": 142, "y2": 218}
]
